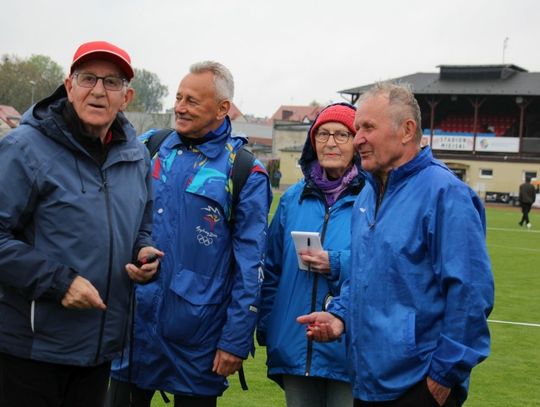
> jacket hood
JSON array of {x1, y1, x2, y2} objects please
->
[{"x1": 298, "y1": 103, "x2": 362, "y2": 181}]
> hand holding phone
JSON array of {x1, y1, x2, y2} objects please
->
[{"x1": 291, "y1": 231, "x2": 323, "y2": 271}]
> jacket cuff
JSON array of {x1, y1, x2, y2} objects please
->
[
  {"x1": 427, "y1": 369, "x2": 454, "y2": 388},
  {"x1": 326, "y1": 250, "x2": 340, "y2": 281},
  {"x1": 327, "y1": 302, "x2": 347, "y2": 333},
  {"x1": 217, "y1": 340, "x2": 249, "y2": 360},
  {"x1": 50, "y1": 267, "x2": 79, "y2": 302}
]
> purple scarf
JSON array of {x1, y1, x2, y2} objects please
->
[{"x1": 310, "y1": 162, "x2": 358, "y2": 206}]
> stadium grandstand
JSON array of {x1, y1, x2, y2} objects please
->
[{"x1": 338, "y1": 64, "x2": 540, "y2": 204}]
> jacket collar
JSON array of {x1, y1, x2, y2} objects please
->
[
  {"x1": 367, "y1": 146, "x2": 433, "y2": 191},
  {"x1": 171, "y1": 117, "x2": 233, "y2": 159},
  {"x1": 301, "y1": 174, "x2": 364, "y2": 203}
]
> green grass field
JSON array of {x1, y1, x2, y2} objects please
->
[{"x1": 151, "y1": 201, "x2": 540, "y2": 406}]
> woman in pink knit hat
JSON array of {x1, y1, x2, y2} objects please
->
[{"x1": 257, "y1": 103, "x2": 365, "y2": 407}]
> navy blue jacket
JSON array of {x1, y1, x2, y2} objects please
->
[{"x1": 0, "y1": 86, "x2": 154, "y2": 366}]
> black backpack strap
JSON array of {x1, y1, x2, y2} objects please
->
[
  {"x1": 230, "y1": 146, "x2": 255, "y2": 224},
  {"x1": 159, "y1": 390, "x2": 171, "y2": 403},
  {"x1": 238, "y1": 366, "x2": 248, "y2": 391},
  {"x1": 145, "y1": 128, "x2": 173, "y2": 158},
  {"x1": 230, "y1": 146, "x2": 255, "y2": 391}
]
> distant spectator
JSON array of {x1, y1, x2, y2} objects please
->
[
  {"x1": 518, "y1": 177, "x2": 536, "y2": 228},
  {"x1": 272, "y1": 168, "x2": 282, "y2": 189}
]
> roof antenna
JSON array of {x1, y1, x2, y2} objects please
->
[{"x1": 502, "y1": 37, "x2": 509, "y2": 64}]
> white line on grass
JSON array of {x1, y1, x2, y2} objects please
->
[
  {"x1": 487, "y1": 244, "x2": 540, "y2": 253},
  {"x1": 488, "y1": 319, "x2": 540, "y2": 328},
  {"x1": 488, "y1": 227, "x2": 540, "y2": 234}
]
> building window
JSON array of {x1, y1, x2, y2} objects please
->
[
  {"x1": 479, "y1": 169, "x2": 493, "y2": 178},
  {"x1": 524, "y1": 171, "x2": 537, "y2": 181}
]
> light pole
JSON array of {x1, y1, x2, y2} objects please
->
[
  {"x1": 502, "y1": 37, "x2": 509, "y2": 63},
  {"x1": 30, "y1": 80, "x2": 36, "y2": 105}
]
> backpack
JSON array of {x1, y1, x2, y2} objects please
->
[
  {"x1": 146, "y1": 128, "x2": 255, "y2": 222},
  {"x1": 145, "y1": 128, "x2": 253, "y2": 391}
]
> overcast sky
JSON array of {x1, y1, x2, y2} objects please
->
[{"x1": 3, "y1": 0, "x2": 539, "y2": 117}]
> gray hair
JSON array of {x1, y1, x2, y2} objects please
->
[
  {"x1": 190, "y1": 61, "x2": 234, "y2": 101},
  {"x1": 358, "y1": 82, "x2": 423, "y2": 144}
]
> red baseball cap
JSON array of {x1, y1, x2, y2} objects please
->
[{"x1": 70, "y1": 41, "x2": 134, "y2": 80}]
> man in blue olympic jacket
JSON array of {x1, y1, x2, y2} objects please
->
[
  {"x1": 298, "y1": 82, "x2": 494, "y2": 407},
  {"x1": 108, "y1": 61, "x2": 272, "y2": 407},
  {"x1": 0, "y1": 41, "x2": 160, "y2": 407}
]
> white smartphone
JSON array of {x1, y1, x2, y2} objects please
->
[{"x1": 291, "y1": 231, "x2": 323, "y2": 270}]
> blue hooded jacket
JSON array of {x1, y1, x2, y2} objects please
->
[
  {"x1": 0, "y1": 86, "x2": 154, "y2": 366},
  {"x1": 329, "y1": 146, "x2": 494, "y2": 404},
  {"x1": 257, "y1": 110, "x2": 365, "y2": 386},
  {"x1": 110, "y1": 119, "x2": 272, "y2": 396}
]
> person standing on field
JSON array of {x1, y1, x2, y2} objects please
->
[
  {"x1": 518, "y1": 177, "x2": 536, "y2": 228},
  {"x1": 0, "y1": 40, "x2": 160, "y2": 407},
  {"x1": 258, "y1": 103, "x2": 364, "y2": 407},
  {"x1": 107, "y1": 61, "x2": 271, "y2": 407}
]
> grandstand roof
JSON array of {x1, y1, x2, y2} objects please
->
[{"x1": 339, "y1": 64, "x2": 540, "y2": 98}]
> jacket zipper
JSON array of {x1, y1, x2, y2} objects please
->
[
  {"x1": 94, "y1": 171, "x2": 114, "y2": 364},
  {"x1": 374, "y1": 175, "x2": 390, "y2": 223},
  {"x1": 30, "y1": 300, "x2": 35, "y2": 333},
  {"x1": 305, "y1": 210, "x2": 331, "y2": 376}
]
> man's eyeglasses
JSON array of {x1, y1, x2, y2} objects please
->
[
  {"x1": 73, "y1": 72, "x2": 128, "y2": 91},
  {"x1": 315, "y1": 130, "x2": 353, "y2": 144}
]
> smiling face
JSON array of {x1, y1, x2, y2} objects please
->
[
  {"x1": 353, "y1": 94, "x2": 418, "y2": 180},
  {"x1": 174, "y1": 71, "x2": 230, "y2": 139},
  {"x1": 314, "y1": 121, "x2": 355, "y2": 179},
  {"x1": 64, "y1": 59, "x2": 133, "y2": 140}
]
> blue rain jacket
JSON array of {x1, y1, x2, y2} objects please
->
[
  {"x1": 0, "y1": 86, "x2": 154, "y2": 366},
  {"x1": 111, "y1": 119, "x2": 272, "y2": 396},
  {"x1": 257, "y1": 126, "x2": 364, "y2": 386},
  {"x1": 329, "y1": 146, "x2": 494, "y2": 405}
]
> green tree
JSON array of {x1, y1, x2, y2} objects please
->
[
  {"x1": 0, "y1": 54, "x2": 65, "y2": 113},
  {"x1": 127, "y1": 68, "x2": 169, "y2": 113}
]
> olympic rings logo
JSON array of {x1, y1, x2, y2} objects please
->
[{"x1": 197, "y1": 234, "x2": 214, "y2": 246}]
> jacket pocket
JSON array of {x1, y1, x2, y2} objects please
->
[
  {"x1": 160, "y1": 266, "x2": 225, "y2": 346},
  {"x1": 404, "y1": 311, "x2": 417, "y2": 353}
]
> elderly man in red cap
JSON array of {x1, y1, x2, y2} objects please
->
[{"x1": 0, "y1": 41, "x2": 162, "y2": 406}]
